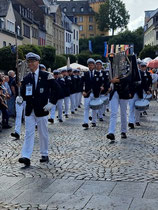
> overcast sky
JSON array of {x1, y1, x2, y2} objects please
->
[{"x1": 122, "y1": 0, "x2": 158, "y2": 31}]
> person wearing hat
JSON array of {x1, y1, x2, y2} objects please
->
[
  {"x1": 82, "y1": 58, "x2": 102, "y2": 128},
  {"x1": 18, "y1": 52, "x2": 60, "y2": 167},
  {"x1": 39, "y1": 64, "x2": 46, "y2": 71},
  {"x1": 67, "y1": 67, "x2": 76, "y2": 114},
  {"x1": 94, "y1": 60, "x2": 110, "y2": 122},
  {"x1": 61, "y1": 68, "x2": 71, "y2": 118},
  {"x1": 73, "y1": 69, "x2": 80, "y2": 111}
]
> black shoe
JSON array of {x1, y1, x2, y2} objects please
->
[
  {"x1": 106, "y1": 109, "x2": 109, "y2": 112},
  {"x1": 65, "y1": 114, "x2": 69, "y2": 118},
  {"x1": 19, "y1": 157, "x2": 30, "y2": 166},
  {"x1": 143, "y1": 111, "x2": 147, "y2": 115},
  {"x1": 2, "y1": 124, "x2": 12, "y2": 129},
  {"x1": 78, "y1": 105, "x2": 81, "y2": 108},
  {"x1": 89, "y1": 116, "x2": 92, "y2": 121},
  {"x1": 40, "y1": 156, "x2": 49, "y2": 163},
  {"x1": 99, "y1": 118, "x2": 104, "y2": 122},
  {"x1": 75, "y1": 108, "x2": 78, "y2": 111},
  {"x1": 63, "y1": 111, "x2": 65, "y2": 114},
  {"x1": 92, "y1": 123, "x2": 96, "y2": 127},
  {"x1": 82, "y1": 123, "x2": 89, "y2": 128},
  {"x1": 59, "y1": 119, "x2": 63, "y2": 122},
  {"x1": 140, "y1": 113, "x2": 143, "y2": 117},
  {"x1": 136, "y1": 122, "x2": 140, "y2": 126},
  {"x1": 128, "y1": 123, "x2": 135, "y2": 129},
  {"x1": 71, "y1": 111, "x2": 75, "y2": 114},
  {"x1": 107, "y1": 133, "x2": 115, "y2": 140},
  {"x1": 121, "y1": 132, "x2": 127, "y2": 139},
  {"x1": 11, "y1": 132, "x2": 20, "y2": 139},
  {"x1": 48, "y1": 118, "x2": 54, "y2": 123},
  {"x1": 103, "y1": 114, "x2": 105, "y2": 116}
]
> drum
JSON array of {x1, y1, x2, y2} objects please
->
[
  {"x1": 100, "y1": 95, "x2": 109, "y2": 105},
  {"x1": 89, "y1": 98, "x2": 104, "y2": 110},
  {"x1": 143, "y1": 93, "x2": 152, "y2": 101},
  {"x1": 135, "y1": 99, "x2": 149, "y2": 111}
]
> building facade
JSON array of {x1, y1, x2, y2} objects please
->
[
  {"x1": 144, "y1": 9, "x2": 158, "y2": 46},
  {"x1": 56, "y1": 0, "x2": 108, "y2": 39},
  {"x1": 0, "y1": 0, "x2": 22, "y2": 48},
  {"x1": 72, "y1": 23, "x2": 79, "y2": 54}
]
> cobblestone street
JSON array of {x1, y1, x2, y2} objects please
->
[{"x1": 1, "y1": 101, "x2": 158, "y2": 209}]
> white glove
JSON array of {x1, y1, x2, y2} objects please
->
[
  {"x1": 16, "y1": 96, "x2": 23, "y2": 104},
  {"x1": 43, "y1": 102, "x2": 54, "y2": 112}
]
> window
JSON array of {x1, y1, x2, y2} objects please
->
[
  {"x1": 74, "y1": 17, "x2": 77, "y2": 23},
  {"x1": 79, "y1": 16, "x2": 83, "y2": 22},
  {"x1": 66, "y1": 33, "x2": 68, "y2": 42},
  {"x1": 23, "y1": 23, "x2": 30, "y2": 38},
  {"x1": 89, "y1": 7, "x2": 92, "y2": 12},
  {"x1": 74, "y1": 44, "x2": 75, "y2": 54},
  {"x1": 63, "y1": 7, "x2": 67, "y2": 12},
  {"x1": 89, "y1": 25, "x2": 93, "y2": 31},
  {"x1": 32, "y1": 27, "x2": 38, "y2": 39},
  {"x1": 72, "y1": 7, "x2": 75, "y2": 12},
  {"x1": 3, "y1": 41, "x2": 6, "y2": 47},
  {"x1": 79, "y1": 25, "x2": 83, "y2": 31},
  {"x1": 156, "y1": 31, "x2": 158, "y2": 40},
  {"x1": 90, "y1": 34, "x2": 94, "y2": 37},
  {"x1": 73, "y1": 29, "x2": 75, "y2": 39},
  {"x1": 76, "y1": 31, "x2": 78, "y2": 40},
  {"x1": 80, "y1": 7, "x2": 84, "y2": 12},
  {"x1": 76, "y1": 45, "x2": 78, "y2": 54},
  {"x1": 7, "y1": 20, "x2": 15, "y2": 33},
  {"x1": 70, "y1": 34, "x2": 71, "y2": 42},
  {"x1": 89, "y1": 16, "x2": 93, "y2": 22}
]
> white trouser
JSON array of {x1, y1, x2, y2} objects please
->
[
  {"x1": 83, "y1": 93, "x2": 96, "y2": 124},
  {"x1": 98, "y1": 105, "x2": 105, "y2": 119},
  {"x1": 108, "y1": 91, "x2": 128, "y2": 134},
  {"x1": 15, "y1": 101, "x2": 26, "y2": 135},
  {"x1": 74, "y1": 93, "x2": 78, "y2": 109},
  {"x1": 70, "y1": 94, "x2": 75, "y2": 112},
  {"x1": 64, "y1": 96, "x2": 70, "y2": 115},
  {"x1": 79, "y1": 92, "x2": 82, "y2": 105},
  {"x1": 129, "y1": 93, "x2": 140, "y2": 123},
  {"x1": 57, "y1": 99, "x2": 64, "y2": 120},
  {"x1": 50, "y1": 104, "x2": 56, "y2": 119},
  {"x1": 22, "y1": 111, "x2": 48, "y2": 159}
]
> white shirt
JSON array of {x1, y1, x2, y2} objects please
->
[{"x1": 32, "y1": 68, "x2": 39, "y2": 88}]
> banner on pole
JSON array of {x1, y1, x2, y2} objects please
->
[
  {"x1": 104, "y1": 42, "x2": 108, "y2": 57},
  {"x1": 89, "y1": 40, "x2": 93, "y2": 53}
]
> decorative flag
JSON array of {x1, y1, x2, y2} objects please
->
[
  {"x1": 125, "y1": 45, "x2": 129, "y2": 56},
  {"x1": 130, "y1": 44, "x2": 134, "y2": 55},
  {"x1": 104, "y1": 42, "x2": 108, "y2": 57},
  {"x1": 120, "y1": 44, "x2": 125, "y2": 52},
  {"x1": 115, "y1": 45, "x2": 120, "y2": 53},
  {"x1": 110, "y1": 44, "x2": 115, "y2": 54},
  {"x1": 88, "y1": 40, "x2": 93, "y2": 53}
]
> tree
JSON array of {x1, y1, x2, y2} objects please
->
[
  {"x1": 139, "y1": 45, "x2": 158, "y2": 59},
  {"x1": 96, "y1": 0, "x2": 130, "y2": 36}
]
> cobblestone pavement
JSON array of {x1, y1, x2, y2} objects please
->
[{"x1": 1, "y1": 100, "x2": 158, "y2": 209}]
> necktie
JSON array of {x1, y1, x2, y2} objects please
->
[
  {"x1": 90, "y1": 71, "x2": 93, "y2": 80},
  {"x1": 32, "y1": 72, "x2": 35, "y2": 95}
]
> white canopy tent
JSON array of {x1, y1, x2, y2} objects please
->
[{"x1": 58, "y1": 63, "x2": 89, "y2": 71}]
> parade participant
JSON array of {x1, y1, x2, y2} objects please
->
[
  {"x1": 107, "y1": 73, "x2": 132, "y2": 143},
  {"x1": 151, "y1": 68, "x2": 158, "y2": 100},
  {"x1": 77, "y1": 68, "x2": 83, "y2": 108},
  {"x1": 82, "y1": 58, "x2": 104, "y2": 128},
  {"x1": 48, "y1": 70, "x2": 60, "y2": 123},
  {"x1": 18, "y1": 52, "x2": 60, "y2": 167},
  {"x1": 95, "y1": 60, "x2": 110, "y2": 121},
  {"x1": 128, "y1": 61, "x2": 152, "y2": 128},
  {"x1": 61, "y1": 68, "x2": 71, "y2": 118},
  {"x1": 56, "y1": 70, "x2": 66, "y2": 122},
  {"x1": 39, "y1": 64, "x2": 47, "y2": 71},
  {"x1": 73, "y1": 69, "x2": 80, "y2": 111},
  {"x1": 67, "y1": 67, "x2": 76, "y2": 114}
]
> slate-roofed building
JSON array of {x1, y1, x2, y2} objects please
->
[
  {"x1": 144, "y1": 8, "x2": 158, "y2": 46},
  {"x1": 56, "y1": 0, "x2": 108, "y2": 39},
  {"x1": 0, "y1": 0, "x2": 22, "y2": 48}
]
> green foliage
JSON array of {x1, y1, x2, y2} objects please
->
[
  {"x1": 62, "y1": 54, "x2": 77, "y2": 63},
  {"x1": 95, "y1": 0, "x2": 130, "y2": 35},
  {"x1": 77, "y1": 53, "x2": 103, "y2": 66},
  {"x1": 0, "y1": 46, "x2": 23, "y2": 72},
  {"x1": 53, "y1": 55, "x2": 67, "y2": 70},
  {"x1": 18, "y1": 44, "x2": 42, "y2": 59},
  {"x1": 139, "y1": 45, "x2": 158, "y2": 59},
  {"x1": 39, "y1": 45, "x2": 56, "y2": 69}
]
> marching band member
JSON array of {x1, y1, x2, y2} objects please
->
[
  {"x1": 18, "y1": 52, "x2": 60, "y2": 167},
  {"x1": 128, "y1": 61, "x2": 152, "y2": 128},
  {"x1": 107, "y1": 74, "x2": 132, "y2": 143}
]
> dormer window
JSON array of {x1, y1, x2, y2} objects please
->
[
  {"x1": 72, "y1": 7, "x2": 75, "y2": 12},
  {"x1": 80, "y1": 7, "x2": 84, "y2": 12},
  {"x1": 63, "y1": 7, "x2": 67, "y2": 13}
]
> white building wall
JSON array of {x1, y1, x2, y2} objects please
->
[{"x1": 64, "y1": 30, "x2": 73, "y2": 54}]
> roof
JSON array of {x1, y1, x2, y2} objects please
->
[
  {"x1": 57, "y1": 1, "x2": 95, "y2": 16},
  {"x1": 0, "y1": 0, "x2": 10, "y2": 17}
]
